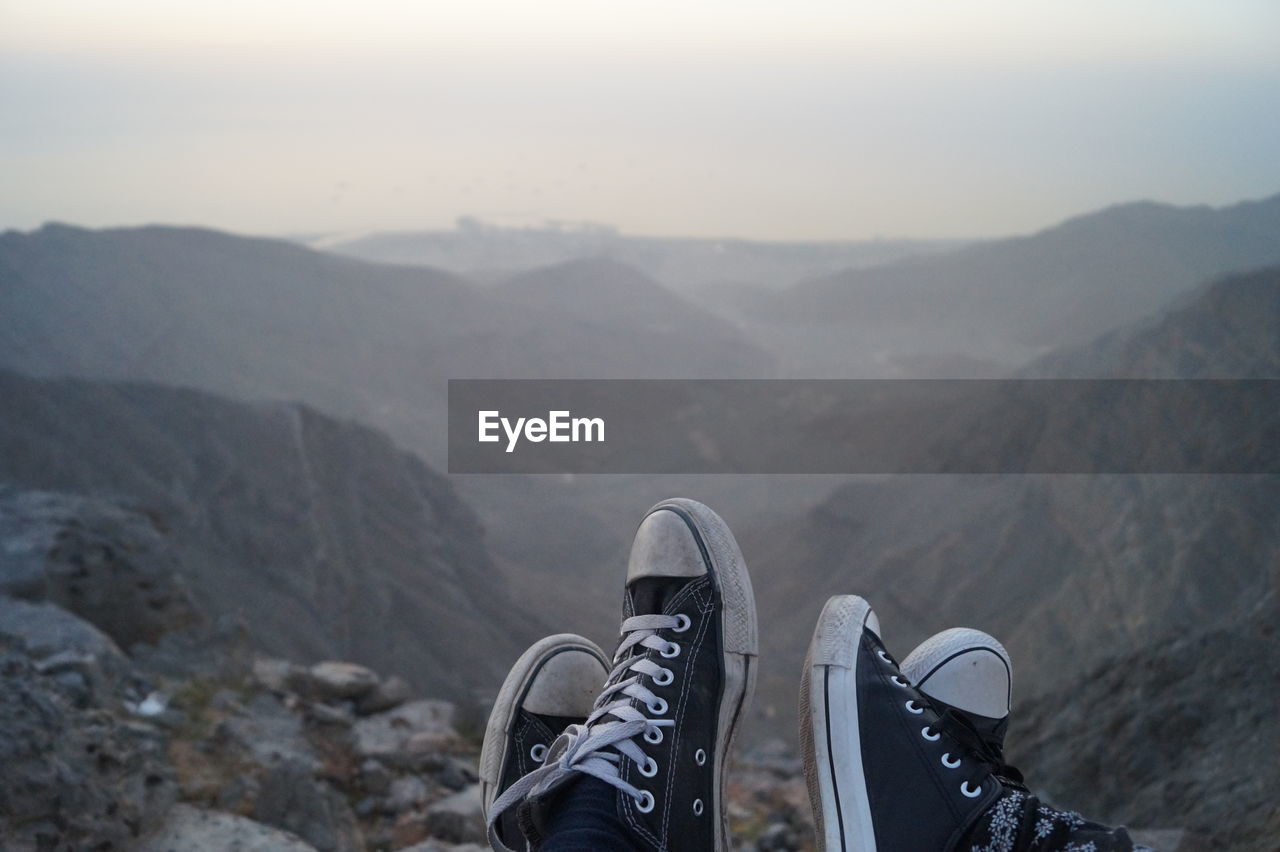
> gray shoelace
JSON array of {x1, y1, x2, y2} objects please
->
[{"x1": 487, "y1": 613, "x2": 683, "y2": 851}]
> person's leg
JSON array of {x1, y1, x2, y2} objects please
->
[
  {"x1": 486, "y1": 498, "x2": 758, "y2": 852},
  {"x1": 538, "y1": 776, "x2": 642, "y2": 852},
  {"x1": 800, "y1": 595, "x2": 1152, "y2": 852}
]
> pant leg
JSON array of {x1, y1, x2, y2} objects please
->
[{"x1": 539, "y1": 775, "x2": 643, "y2": 852}]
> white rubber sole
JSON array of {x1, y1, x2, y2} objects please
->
[
  {"x1": 801, "y1": 595, "x2": 878, "y2": 852},
  {"x1": 646, "y1": 498, "x2": 758, "y2": 852},
  {"x1": 478, "y1": 633, "x2": 608, "y2": 817}
]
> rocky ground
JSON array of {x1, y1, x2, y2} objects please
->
[
  {"x1": 0, "y1": 486, "x2": 810, "y2": 851},
  {"x1": 0, "y1": 589, "x2": 810, "y2": 852},
  {"x1": 0, "y1": 485, "x2": 1235, "y2": 851}
]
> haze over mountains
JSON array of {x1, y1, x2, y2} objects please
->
[
  {"x1": 308, "y1": 222, "x2": 953, "y2": 294},
  {"x1": 1, "y1": 192, "x2": 1277, "y2": 847}
]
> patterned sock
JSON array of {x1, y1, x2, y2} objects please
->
[{"x1": 960, "y1": 790, "x2": 1156, "y2": 852}]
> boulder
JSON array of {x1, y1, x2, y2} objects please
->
[
  {"x1": 356, "y1": 674, "x2": 413, "y2": 715},
  {"x1": 352, "y1": 699, "x2": 457, "y2": 764},
  {"x1": 215, "y1": 692, "x2": 321, "y2": 772},
  {"x1": 254, "y1": 761, "x2": 363, "y2": 852},
  {"x1": 0, "y1": 597, "x2": 133, "y2": 699},
  {"x1": 0, "y1": 488, "x2": 199, "y2": 648},
  {"x1": 138, "y1": 804, "x2": 318, "y2": 851},
  {"x1": 252, "y1": 656, "x2": 300, "y2": 693},
  {"x1": 306, "y1": 661, "x2": 380, "y2": 701},
  {"x1": 423, "y1": 784, "x2": 485, "y2": 845},
  {"x1": 387, "y1": 774, "x2": 432, "y2": 814},
  {"x1": 359, "y1": 758, "x2": 392, "y2": 796}
]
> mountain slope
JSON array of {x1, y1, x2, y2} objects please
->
[
  {"x1": 491, "y1": 257, "x2": 772, "y2": 377},
  {"x1": 1023, "y1": 265, "x2": 1280, "y2": 377},
  {"x1": 1012, "y1": 598, "x2": 1280, "y2": 851},
  {"x1": 741, "y1": 266, "x2": 1280, "y2": 744},
  {"x1": 0, "y1": 369, "x2": 538, "y2": 705},
  {"x1": 764, "y1": 193, "x2": 1280, "y2": 373}
]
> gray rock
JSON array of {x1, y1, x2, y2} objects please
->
[
  {"x1": 252, "y1": 656, "x2": 300, "y2": 693},
  {"x1": 352, "y1": 699, "x2": 457, "y2": 764},
  {"x1": 436, "y1": 756, "x2": 480, "y2": 791},
  {"x1": 398, "y1": 843, "x2": 490, "y2": 852},
  {"x1": 359, "y1": 758, "x2": 393, "y2": 796},
  {"x1": 0, "y1": 652, "x2": 176, "y2": 848},
  {"x1": 356, "y1": 674, "x2": 413, "y2": 715},
  {"x1": 0, "y1": 597, "x2": 130, "y2": 699},
  {"x1": 306, "y1": 661, "x2": 380, "y2": 700},
  {"x1": 309, "y1": 700, "x2": 356, "y2": 726},
  {"x1": 217, "y1": 773, "x2": 262, "y2": 813},
  {"x1": 0, "y1": 488, "x2": 199, "y2": 648},
  {"x1": 387, "y1": 774, "x2": 432, "y2": 813},
  {"x1": 138, "y1": 804, "x2": 318, "y2": 851},
  {"x1": 216, "y1": 692, "x2": 321, "y2": 772},
  {"x1": 254, "y1": 761, "x2": 363, "y2": 852},
  {"x1": 424, "y1": 783, "x2": 485, "y2": 845},
  {"x1": 0, "y1": 596, "x2": 125, "y2": 661}
]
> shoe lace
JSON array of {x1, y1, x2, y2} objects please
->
[
  {"x1": 931, "y1": 704, "x2": 1027, "y2": 791},
  {"x1": 486, "y1": 614, "x2": 682, "y2": 851}
]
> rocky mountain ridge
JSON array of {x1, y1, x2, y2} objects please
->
[{"x1": 0, "y1": 372, "x2": 537, "y2": 706}]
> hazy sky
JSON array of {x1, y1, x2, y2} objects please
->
[{"x1": 3, "y1": 0, "x2": 1279, "y2": 239}]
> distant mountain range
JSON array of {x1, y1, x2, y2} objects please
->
[
  {"x1": 0, "y1": 225, "x2": 773, "y2": 466},
  {"x1": 749, "y1": 193, "x2": 1280, "y2": 375},
  {"x1": 305, "y1": 223, "x2": 952, "y2": 293}
]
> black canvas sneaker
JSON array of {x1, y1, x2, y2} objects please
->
[
  {"x1": 480, "y1": 633, "x2": 610, "y2": 851},
  {"x1": 800, "y1": 596, "x2": 1148, "y2": 852},
  {"x1": 486, "y1": 498, "x2": 758, "y2": 852}
]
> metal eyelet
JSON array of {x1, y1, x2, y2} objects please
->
[
  {"x1": 877, "y1": 649, "x2": 893, "y2": 663},
  {"x1": 891, "y1": 675, "x2": 909, "y2": 687},
  {"x1": 961, "y1": 780, "x2": 982, "y2": 798},
  {"x1": 905, "y1": 700, "x2": 924, "y2": 714},
  {"x1": 639, "y1": 756, "x2": 658, "y2": 778},
  {"x1": 673, "y1": 614, "x2": 692, "y2": 632},
  {"x1": 647, "y1": 697, "x2": 669, "y2": 715},
  {"x1": 941, "y1": 753, "x2": 961, "y2": 769},
  {"x1": 692, "y1": 798, "x2": 704, "y2": 816},
  {"x1": 530, "y1": 743, "x2": 547, "y2": 762},
  {"x1": 660, "y1": 642, "x2": 681, "y2": 659},
  {"x1": 636, "y1": 790, "x2": 655, "y2": 813},
  {"x1": 653, "y1": 668, "x2": 674, "y2": 686},
  {"x1": 921, "y1": 726, "x2": 940, "y2": 742},
  {"x1": 644, "y1": 727, "x2": 664, "y2": 744},
  {"x1": 694, "y1": 748, "x2": 707, "y2": 766}
]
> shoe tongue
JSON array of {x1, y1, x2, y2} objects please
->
[
  {"x1": 931, "y1": 699, "x2": 1009, "y2": 751},
  {"x1": 625, "y1": 576, "x2": 698, "y2": 620},
  {"x1": 529, "y1": 712, "x2": 584, "y2": 734}
]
